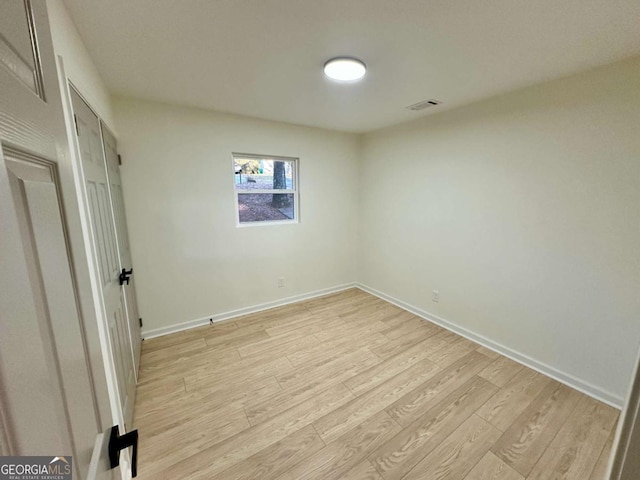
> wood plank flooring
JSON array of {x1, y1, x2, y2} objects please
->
[{"x1": 133, "y1": 289, "x2": 619, "y2": 480}]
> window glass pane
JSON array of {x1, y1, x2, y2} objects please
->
[
  {"x1": 234, "y1": 158, "x2": 294, "y2": 190},
  {"x1": 238, "y1": 193, "x2": 295, "y2": 223}
]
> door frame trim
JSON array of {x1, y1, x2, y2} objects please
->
[{"x1": 608, "y1": 342, "x2": 640, "y2": 478}]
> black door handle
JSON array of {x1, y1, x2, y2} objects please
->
[
  {"x1": 108, "y1": 425, "x2": 138, "y2": 477},
  {"x1": 119, "y1": 268, "x2": 133, "y2": 285}
]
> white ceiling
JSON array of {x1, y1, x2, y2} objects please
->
[{"x1": 62, "y1": 0, "x2": 640, "y2": 133}]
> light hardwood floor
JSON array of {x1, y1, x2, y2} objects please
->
[{"x1": 133, "y1": 289, "x2": 619, "y2": 480}]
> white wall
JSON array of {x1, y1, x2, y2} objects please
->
[
  {"x1": 113, "y1": 98, "x2": 360, "y2": 335},
  {"x1": 359, "y1": 57, "x2": 640, "y2": 404},
  {"x1": 55, "y1": 1, "x2": 638, "y2": 404},
  {"x1": 48, "y1": 0, "x2": 115, "y2": 129}
]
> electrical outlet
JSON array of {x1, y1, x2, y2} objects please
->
[
  {"x1": 432, "y1": 290, "x2": 440, "y2": 303},
  {"x1": 278, "y1": 277, "x2": 285, "y2": 288}
]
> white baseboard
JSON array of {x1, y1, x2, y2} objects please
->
[
  {"x1": 140, "y1": 279, "x2": 623, "y2": 408},
  {"x1": 142, "y1": 283, "x2": 358, "y2": 340},
  {"x1": 356, "y1": 283, "x2": 624, "y2": 409}
]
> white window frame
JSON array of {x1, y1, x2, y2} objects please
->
[{"x1": 232, "y1": 152, "x2": 300, "y2": 227}]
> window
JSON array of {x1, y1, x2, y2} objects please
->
[{"x1": 233, "y1": 153, "x2": 299, "y2": 225}]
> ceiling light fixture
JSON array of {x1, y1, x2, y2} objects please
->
[{"x1": 323, "y1": 57, "x2": 367, "y2": 82}]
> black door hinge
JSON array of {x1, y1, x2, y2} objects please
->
[
  {"x1": 118, "y1": 154, "x2": 122, "y2": 166},
  {"x1": 139, "y1": 318, "x2": 143, "y2": 328},
  {"x1": 73, "y1": 114, "x2": 79, "y2": 136}
]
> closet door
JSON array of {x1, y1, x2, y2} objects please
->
[
  {"x1": 101, "y1": 123, "x2": 142, "y2": 374},
  {"x1": 70, "y1": 88, "x2": 137, "y2": 429}
]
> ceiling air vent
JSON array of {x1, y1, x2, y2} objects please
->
[{"x1": 406, "y1": 99, "x2": 442, "y2": 111}]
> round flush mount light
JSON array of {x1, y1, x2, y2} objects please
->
[{"x1": 323, "y1": 57, "x2": 367, "y2": 82}]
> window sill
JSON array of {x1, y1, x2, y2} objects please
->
[{"x1": 236, "y1": 219, "x2": 299, "y2": 228}]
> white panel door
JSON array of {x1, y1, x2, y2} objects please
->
[
  {"x1": 0, "y1": 1, "x2": 116, "y2": 478},
  {"x1": 70, "y1": 88, "x2": 137, "y2": 430},
  {"x1": 101, "y1": 124, "x2": 142, "y2": 375}
]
